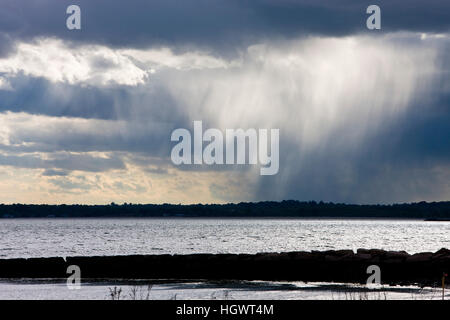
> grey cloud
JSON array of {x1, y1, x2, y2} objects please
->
[
  {"x1": 0, "y1": 153, "x2": 125, "y2": 172},
  {"x1": 0, "y1": 32, "x2": 14, "y2": 57},
  {"x1": 1, "y1": 119, "x2": 176, "y2": 158},
  {"x1": 0, "y1": 1, "x2": 449, "y2": 56},
  {"x1": 48, "y1": 153, "x2": 125, "y2": 172},
  {"x1": 0, "y1": 75, "x2": 184, "y2": 121},
  {"x1": 143, "y1": 166, "x2": 169, "y2": 175},
  {"x1": 42, "y1": 169, "x2": 69, "y2": 176},
  {"x1": 49, "y1": 177, "x2": 94, "y2": 191}
]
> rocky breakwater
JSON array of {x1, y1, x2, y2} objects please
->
[{"x1": 0, "y1": 248, "x2": 448, "y2": 286}]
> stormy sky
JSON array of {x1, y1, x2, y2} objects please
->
[{"x1": 0, "y1": 0, "x2": 449, "y2": 204}]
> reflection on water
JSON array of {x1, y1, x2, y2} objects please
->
[
  {"x1": 0, "y1": 218, "x2": 449, "y2": 258},
  {"x1": 0, "y1": 279, "x2": 446, "y2": 300}
]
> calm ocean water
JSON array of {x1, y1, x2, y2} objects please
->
[{"x1": 0, "y1": 218, "x2": 449, "y2": 258}]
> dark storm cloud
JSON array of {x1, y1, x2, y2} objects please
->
[
  {"x1": 253, "y1": 98, "x2": 450, "y2": 204},
  {"x1": 0, "y1": 74, "x2": 186, "y2": 122},
  {"x1": 0, "y1": 119, "x2": 175, "y2": 157},
  {"x1": 0, "y1": 76, "x2": 138, "y2": 120},
  {"x1": 0, "y1": 1, "x2": 449, "y2": 203},
  {"x1": 0, "y1": 0, "x2": 449, "y2": 55}
]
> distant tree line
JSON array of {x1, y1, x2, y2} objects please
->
[{"x1": 0, "y1": 200, "x2": 449, "y2": 219}]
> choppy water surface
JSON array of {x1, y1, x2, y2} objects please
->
[{"x1": 0, "y1": 218, "x2": 448, "y2": 258}]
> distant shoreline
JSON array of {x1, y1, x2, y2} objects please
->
[{"x1": 1, "y1": 200, "x2": 449, "y2": 219}]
